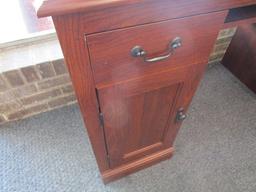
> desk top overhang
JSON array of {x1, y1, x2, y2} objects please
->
[{"x1": 38, "y1": 0, "x2": 256, "y2": 18}]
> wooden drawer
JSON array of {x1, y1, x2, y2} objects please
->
[{"x1": 87, "y1": 11, "x2": 226, "y2": 85}]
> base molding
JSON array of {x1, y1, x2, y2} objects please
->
[{"x1": 102, "y1": 147, "x2": 174, "y2": 183}]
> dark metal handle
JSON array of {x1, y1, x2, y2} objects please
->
[
  {"x1": 176, "y1": 108, "x2": 187, "y2": 122},
  {"x1": 131, "y1": 37, "x2": 182, "y2": 63}
]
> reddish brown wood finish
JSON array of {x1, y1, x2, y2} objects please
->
[
  {"x1": 102, "y1": 147, "x2": 174, "y2": 183},
  {"x1": 225, "y1": 4, "x2": 256, "y2": 23},
  {"x1": 51, "y1": 11, "x2": 221, "y2": 180},
  {"x1": 223, "y1": 17, "x2": 256, "y2": 28},
  {"x1": 99, "y1": 62, "x2": 209, "y2": 182},
  {"x1": 38, "y1": 0, "x2": 144, "y2": 17},
  {"x1": 87, "y1": 12, "x2": 227, "y2": 85},
  {"x1": 52, "y1": 15, "x2": 110, "y2": 172},
  {"x1": 223, "y1": 4, "x2": 256, "y2": 28},
  {"x1": 38, "y1": 0, "x2": 256, "y2": 35},
  {"x1": 38, "y1": 0, "x2": 256, "y2": 19},
  {"x1": 97, "y1": 65, "x2": 190, "y2": 168},
  {"x1": 222, "y1": 24, "x2": 256, "y2": 93},
  {"x1": 38, "y1": 0, "x2": 256, "y2": 184},
  {"x1": 78, "y1": 0, "x2": 256, "y2": 35}
]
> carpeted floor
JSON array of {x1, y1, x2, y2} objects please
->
[{"x1": 1, "y1": 64, "x2": 256, "y2": 192}]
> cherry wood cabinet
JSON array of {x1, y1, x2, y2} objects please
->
[
  {"x1": 222, "y1": 24, "x2": 256, "y2": 93},
  {"x1": 38, "y1": 0, "x2": 256, "y2": 183}
]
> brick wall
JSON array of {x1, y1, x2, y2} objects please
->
[
  {"x1": 0, "y1": 28, "x2": 236, "y2": 125},
  {"x1": 209, "y1": 27, "x2": 237, "y2": 67},
  {"x1": 0, "y1": 59, "x2": 76, "y2": 124}
]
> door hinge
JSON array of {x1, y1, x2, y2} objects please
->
[
  {"x1": 107, "y1": 154, "x2": 110, "y2": 160},
  {"x1": 99, "y1": 112, "x2": 104, "y2": 127}
]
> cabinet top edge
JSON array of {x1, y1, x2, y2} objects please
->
[
  {"x1": 37, "y1": 0, "x2": 256, "y2": 18},
  {"x1": 37, "y1": 0, "x2": 144, "y2": 17}
]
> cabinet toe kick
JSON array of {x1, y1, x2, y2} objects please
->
[{"x1": 102, "y1": 148, "x2": 174, "y2": 184}]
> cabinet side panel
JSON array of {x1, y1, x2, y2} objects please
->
[
  {"x1": 53, "y1": 14, "x2": 109, "y2": 172},
  {"x1": 164, "y1": 63, "x2": 209, "y2": 147},
  {"x1": 223, "y1": 25, "x2": 256, "y2": 93}
]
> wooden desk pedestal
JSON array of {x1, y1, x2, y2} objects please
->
[
  {"x1": 38, "y1": 0, "x2": 256, "y2": 183},
  {"x1": 223, "y1": 24, "x2": 256, "y2": 93}
]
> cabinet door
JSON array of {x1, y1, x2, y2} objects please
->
[{"x1": 97, "y1": 65, "x2": 195, "y2": 168}]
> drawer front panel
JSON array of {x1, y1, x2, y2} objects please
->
[{"x1": 87, "y1": 11, "x2": 226, "y2": 85}]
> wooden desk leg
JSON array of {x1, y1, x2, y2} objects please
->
[{"x1": 222, "y1": 24, "x2": 256, "y2": 93}]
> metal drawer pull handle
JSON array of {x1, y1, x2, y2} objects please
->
[
  {"x1": 176, "y1": 108, "x2": 187, "y2": 122},
  {"x1": 131, "y1": 37, "x2": 182, "y2": 63}
]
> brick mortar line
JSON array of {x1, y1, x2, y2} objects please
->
[
  {"x1": 5, "y1": 101, "x2": 77, "y2": 125},
  {"x1": 49, "y1": 100, "x2": 77, "y2": 111},
  {"x1": 49, "y1": 61, "x2": 57, "y2": 76},
  {"x1": 46, "y1": 92, "x2": 77, "y2": 108},
  {"x1": 1, "y1": 73, "x2": 13, "y2": 90},
  {"x1": 209, "y1": 58, "x2": 222, "y2": 63},
  {"x1": 0, "y1": 96, "x2": 77, "y2": 125},
  {"x1": 18, "y1": 69, "x2": 29, "y2": 85},
  {"x1": 5, "y1": 72, "x2": 68, "y2": 88},
  {"x1": 36, "y1": 80, "x2": 73, "y2": 94},
  {"x1": 19, "y1": 87, "x2": 63, "y2": 105},
  {"x1": 36, "y1": 73, "x2": 69, "y2": 84},
  {"x1": 60, "y1": 83, "x2": 73, "y2": 94},
  {"x1": 211, "y1": 48, "x2": 227, "y2": 53},
  {"x1": 33, "y1": 64, "x2": 46, "y2": 82},
  {"x1": 4, "y1": 92, "x2": 76, "y2": 117},
  {"x1": 213, "y1": 42, "x2": 231, "y2": 48},
  {"x1": 217, "y1": 34, "x2": 235, "y2": 41},
  {"x1": 1, "y1": 114, "x2": 8, "y2": 120},
  {"x1": 0, "y1": 73, "x2": 70, "y2": 95},
  {"x1": 1, "y1": 85, "x2": 75, "y2": 113}
]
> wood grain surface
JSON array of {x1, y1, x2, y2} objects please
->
[
  {"x1": 87, "y1": 11, "x2": 227, "y2": 85},
  {"x1": 38, "y1": 0, "x2": 256, "y2": 18},
  {"x1": 222, "y1": 24, "x2": 256, "y2": 93}
]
